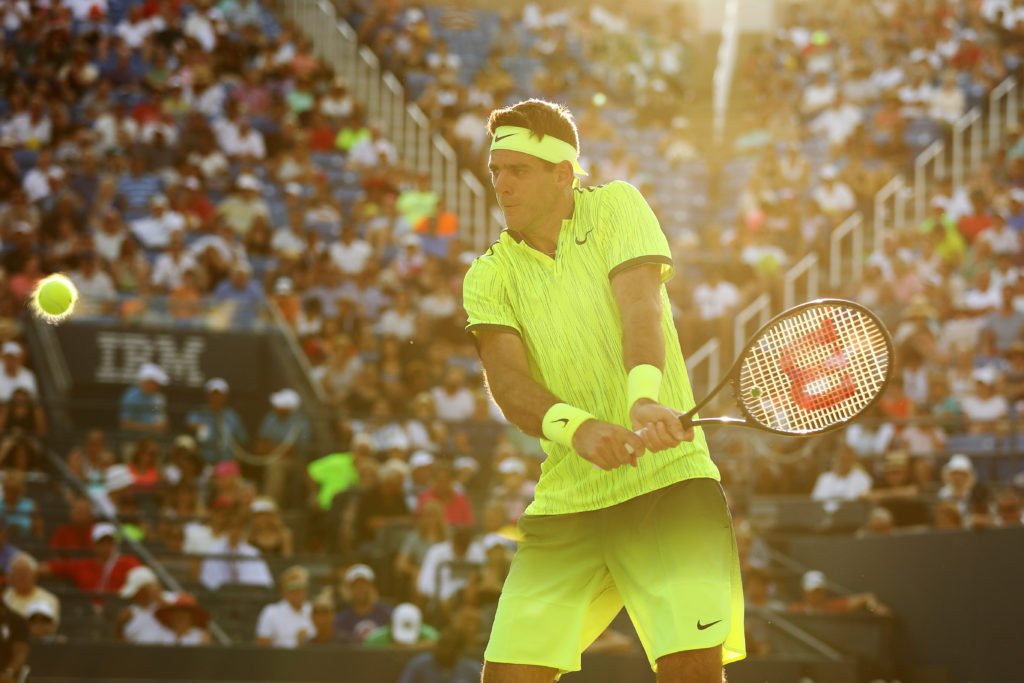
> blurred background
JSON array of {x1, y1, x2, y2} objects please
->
[{"x1": 0, "y1": 0, "x2": 1020, "y2": 681}]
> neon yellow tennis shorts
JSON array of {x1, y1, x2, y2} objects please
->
[{"x1": 485, "y1": 477, "x2": 745, "y2": 674}]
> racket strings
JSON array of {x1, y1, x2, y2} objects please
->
[{"x1": 737, "y1": 304, "x2": 890, "y2": 433}]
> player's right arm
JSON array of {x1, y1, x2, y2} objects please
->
[{"x1": 476, "y1": 329, "x2": 643, "y2": 470}]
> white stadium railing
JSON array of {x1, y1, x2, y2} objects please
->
[
  {"x1": 784, "y1": 252, "x2": 819, "y2": 310},
  {"x1": 734, "y1": 292, "x2": 771, "y2": 358},
  {"x1": 282, "y1": 0, "x2": 502, "y2": 253},
  {"x1": 685, "y1": 337, "x2": 721, "y2": 401}
]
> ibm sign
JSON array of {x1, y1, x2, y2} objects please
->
[{"x1": 94, "y1": 332, "x2": 207, "y2": 386}]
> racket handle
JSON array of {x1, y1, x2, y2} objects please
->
[{"x1": 678, "y1": 413, "x2": 749, "y2": 429}]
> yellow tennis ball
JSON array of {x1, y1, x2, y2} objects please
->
[{"x1": 31, "y1": 274, "x2": 78, "y2": 324}]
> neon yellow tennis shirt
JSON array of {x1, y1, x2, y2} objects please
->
[{"x1": 464, "y1": 181, "x2": 720, "y2": 515}]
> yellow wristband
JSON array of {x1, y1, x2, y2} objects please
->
[
  {"x1": 627, "y1": 364, "x2": 663, "y2": 411},
  {"x1": 541, "y1": 402, "x2": 595, "y2": 449}
]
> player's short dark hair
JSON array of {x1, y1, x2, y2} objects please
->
[{"x1": 487, "y1": 99, "x2": 580, "y2": 154}]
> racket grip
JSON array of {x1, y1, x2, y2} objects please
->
[{"x1": 677, "y1": 411, "x2": 695, "y2": 432}]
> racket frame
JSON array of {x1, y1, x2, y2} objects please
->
[{"x1": 679, "y1": 298, "x2": 894, "y2": 436}]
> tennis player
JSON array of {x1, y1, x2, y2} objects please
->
[{"x1": 463, "y1": 99, "x2": 745, "y2": 682}]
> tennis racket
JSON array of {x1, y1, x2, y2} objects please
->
[{"x1": 680, "y1": 298, "x2": 893, "y2": 436}]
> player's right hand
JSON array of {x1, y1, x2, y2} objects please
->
[{"x1": 572, "y1": 419, "x2": 647, "y2": 470}]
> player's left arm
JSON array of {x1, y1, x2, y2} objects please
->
[
  {"x1": 611, "y1": 264, "x2": 693, "y2": 452},
  {"x1": 601, "y1": 181, "x2": 693, "y2": 452}
]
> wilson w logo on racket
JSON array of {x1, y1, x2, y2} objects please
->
[
  {"x1": 778, "y1": 316, "x2": 857, "y2": 412},
  {"x1": 680, "y1": 299, "x2": 892, "y2": 436}
]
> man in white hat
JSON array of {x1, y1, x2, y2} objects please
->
[
  {"x1": 255, "y1": 566, "x2": 314, "y2": 648},
  {"x1": 115, "y1": 565, "x2": 171, "y2": 644},
  {"x1": 256, "y1": 388, "x2": 311, "y2": 505},
  {"x1": 788, "y1": 570, "x2": 889, "y2": 615},
  {"x1": 811, "y1": 164, "x2": 856, "y2": 222},
  {"x1": 0, "y1": 342, "x2": 36, "y2": 402},
  {"x1": 216, "y1": 172, "x2": 269, "y2": 236},
  {"x1": 186, "y1": 377, "x2": 248, "y2": 465},
  {"x1": 25, "y1": 600, "x2": 59, "y2": 642},
  {"x1": 363, "y1": 602, "x2": 439, "y2": 648},
  {"x1": 334, "y1": 564, "x2": 392, "y2": 644},
  {"x1": 490, "y1": 457, "x2": 535, "y2": 523},
  {"x1": 118, "y1": 362, "x2": 169, "y2": 433},
  {"x1": 198, "y1": 511, "x2": 273, "y2": 591},
  {"x1": 130, "y1": 193, "x2": 186, "y2": 249},
  {"x1": 40, "y1": 523, "x2": 142, "y2": 595},
  {"x1": 961, "y1": 368, "x2": 1009, "y2": 434},
  {"x1": 212, "y1": 259, "x2": 264, "y2": 312}
]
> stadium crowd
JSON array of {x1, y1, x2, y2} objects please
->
[{"x1": 0, "y1": 0, "x2": 1015, "y2": 680}]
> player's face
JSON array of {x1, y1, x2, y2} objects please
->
[{"x1": 488, "y1": 150, "x2": 561, "y2": 234}]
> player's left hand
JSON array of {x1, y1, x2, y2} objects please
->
[{"x1": 631, "y1": 399, "x2": 694, "y2": 452}]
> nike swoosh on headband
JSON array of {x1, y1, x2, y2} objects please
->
[{"x1": 494, "y1": 133, "x2": 517, "y2": 142}]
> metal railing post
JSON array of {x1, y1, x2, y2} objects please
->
[{"x1": 734, "y1": 293, "x2": 770, "y2": 358}]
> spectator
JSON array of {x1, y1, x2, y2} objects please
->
[
  {"x1": 162, "y1": 436, "x2": 204, "y2": 490},
  {"x1": 811, "y1": 165, "x2": 856, "y2": 222},
  {"x1": 91, "y1": 464, "x2": 138, "y2": 525},
  {"x1": 961, "y1": 368, "x2": 1009, "y2": 433},
  {"x1": 217, "y1": 174, "x2": 269, "y2": 237},
  {"x1": 788, "y1": 570, "x2": 889, "y2": 615},
  {"x1": 983, "y1": 287, "x2": 1024, "y2": 353},
  {"x1": 395, "y1": 499, "x2": 448, "y2": 599},
  {"x1": 862, "y1": 449, "x2": 931, "y2": 527},
  {"x1": 247, "y1": 497, "x2": 294, "y2": 557},
  {"x1": 417, "y1": 526, "x2": 484, "y2": 604},
  {"x1": 25, "y1": 601, "x2": 59, "y2": 643},
  {"x1": 212, "y1": 261, "x2": 264, "y2": 318},
  {"x1": 3, "y1": 554, "x2": 58, "y2": 626},
  {"x1": 199, "y1": 512, "x2": 273, "y2": 591},
  {"x1": 118, "y1": 363, "x2": 169, "y2": 434},
  {"x1": 150, "y1": 230, "x2": 198, "y2": 293},
  {"x1": 126, "y1": 440, "x2": 162, "y2": 497},
  {"x1": 41, "y1": 523, "x2": 140, "y2": 594},
  {"x1": 490, "y1": 458, "x2": 535, "y2": 523},
  {"x1": 48, "y1": 495, "x2": 94, "y2": 555},
  {"x1": 307, "y1": 593, "x2": 338, "y2": 645},
  {"x1": 811, "y1": 444, "x2": 873, "y2": 501},
  {"x1": 354, "y1": 459, "x2": 413, "y2": 548},
  {"x1": 255, "y1": 389, "x2": 311, "y2": 505},
  {"x1": 335, "y1": 564, "x2": 392, "y2": 644},
  {"x1": 329, "y1": 224, "x2": 374, "y2": 277},
  {"x1": 406, "y1": 451, "x2": 435, "y2": 509},
  {"x1": 430, "y1": 367, "x2": 475, "y2": 422},
  {"x1": 397, "y1": 629, "x2": 482, "y2": 683},
  {"x1": 155, "y1": 594, "x2": 210, "y2": 646},
  {"x1": 929, "y1": 71, "x2": 966, "y2": 126},
  {"x1": 0, "y1": 388, "x2": 46, "y2": 437},
  {"x1": 116, "y1": 566, "x2": 170, "y2": 644},
  {"x1": 131, "y1": 194, "x2": 186, "y2": 251},
  {"x1": 0, "y1": 472, "x2": 41, "y2": 538},
  {"x1": 0, "y1": 343, "x2": 36, "y2": 401},
  {"x1": 938, "y1": 454, "x2": 977, "y2": 514},
  {"x1": 692, "y1": 270, "x2": 741, "y2": 328},
  {"x1": 861, "y1": 507, "x2": 895, "y2": 536},
  {"x1": 256, "y1": 566, "x2": 315, "y2": 648},
  {"x1": 995, "y1": 489, "x2": 1023, "y2": 526},
  {"x1": 418, "y1": 459, "x2": 474, "y2": 528},
  {"x1": 68, "y1": 251, "x2": 117, "y2": 300},
  {"x1": 365, "y1": 602, "x2": 439, "y2": 648},
  {"x1": 186, "y1": 378, "x2": 248, "y2": 465}
]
